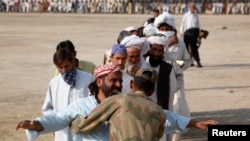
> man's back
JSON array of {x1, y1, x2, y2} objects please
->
[
  {"x1": 71, "y1": 91, "x2": 166, "y2": 141},
  {"x1": 108, "y1": 91, "x2": 166, "y2": 141}
]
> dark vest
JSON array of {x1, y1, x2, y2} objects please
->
[{"x1": 157, "y1": 60, "x2": 172, "y2": 110}]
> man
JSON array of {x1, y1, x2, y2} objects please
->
[
  {"x1": 70, "y1": 68, "x2": 167, "y2": 141},
  {"x1": 54, "y1": 40, "x2": 96, "y2": 75},
  {"x1": 16, "y1": 65, "x2": 218, "y2": 141},
  {"x1": 16, "y1": 64, "x2": 123, "y2": 141},
  {"x1": 120, "y1": 33, "x2": 150, "y2": 62},
  {"x1": 70, "y1": 68, "x2": 218, "y2": 141},
  {"x1": 154, "y1": 10, "x2": 176, "y2": 32},
  {"x1": 145, "y1": 35, "x2": 183, "y2": 111},
  {"x1": 109, "y1": 44, "x2": 133, "y2": 93},
  {"x1": 143, "y1": 8, "x2": 160, "y2": 26},
  {"x1": 41, "y1": 48, "x2": 94, "y2": 141},
  {"x1": 162, "y1": 31, "x2": 192, "y2": 70},
  {"x1": 146, "y1": 34, "x2": 184, "y2": 141},
  {"x1": 124, "y1": 25, "x2": 137, "y2": 35},
  {"x1": 159, "y1": 30, "x2": 192, "y2": 141},
  {"x1": 180, "y1": 2, "x2": 203, "y2": 68}
]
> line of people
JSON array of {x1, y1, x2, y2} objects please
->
[
  {"x1": 16, "y1": 2, "x2": 218, "y2": 141},
  {"x1": 1, "y1": 0, "x2": 250, "y2": 14}
]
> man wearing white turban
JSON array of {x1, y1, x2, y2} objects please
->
[
  {"x1": 154, "y1": 10, "x2": 176, "y2": 31},
  {"x1": 146, "y1": 35, "x2": 185, "y2": 141},
  {"x1": 120, "y1": 34, "x2": 150, "y2": 65},
  {"x1": 160, "y1": 31, "x2": 192, "y2": 141}
]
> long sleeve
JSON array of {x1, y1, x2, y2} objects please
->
[
  {"x1": 178, "y1": 39, "x2": 192, "y2": 71},
  {"x1": 179, "y1": 13, "x2": 187, "y2": 34},
  {"x1": 71, "y1": 96, "x2": 121, "y2": 134},
  {"x1": 41, "y1": 84, "x2": 54, "y2": 115},
  {"x1": 26, "y1": 100, "x2": 85, "y2": 140},
  {"x1": 171, "y1": 61, "x2": 184, "y2": 92},
  {"x1": 26, "y1": 96, "x2": 100, "y2": 141},
  {"x1": 163, "y1": 110, "x2": 190, "y2": 134}
]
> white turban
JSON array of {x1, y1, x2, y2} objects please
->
[
  {"x1": 120, "y1": 35, "x2": 144, "y2": 50},
  {"x1": 157, "y1": 31, "x2": 175, "y2": 39},
  {"x1": 124, "y1": 26, "x2": 137, "y2": 32},
  {"x1": 143, "y1": 23, "x2": 158, "y2": 37},
  {"x1": 147, "y1": 35, "x2": 169, "y2": 48},
  {"x1": 154, "y1": 11, "x2": 176, "y2": 29},
  {"x1": 121, "y1": 35, "x2": 150, "y2": 65}
]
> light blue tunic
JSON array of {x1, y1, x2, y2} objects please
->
[{"x1": 26, "y1": 96, "x2": 190, "y2": 141}]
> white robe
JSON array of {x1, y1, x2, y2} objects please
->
[
  {"x1": 143, "y1": 57, "x2": 184, "y2": 141},
  {"x1": 165, "y1": 39, "x2": 191, "y2": 117},
  {"x1": 143, "y1": 57, "x2": 183, "y2": 112},
  {"x1": 165, "y1": 39, "x2": 191, "y2": 141},
  {"x1": 121, "y1": 70, "x2": 133, "y2": 93},
  {"x1": 42, "y1": 69, "x2": 94, "y2": 141}
]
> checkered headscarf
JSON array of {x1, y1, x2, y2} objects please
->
[
  {"x1": 94, "y1": 64, "x2": 121, "y2": 78},
  {"x1": 61, "y1": 67, "x2": 77, "y2": 87}
]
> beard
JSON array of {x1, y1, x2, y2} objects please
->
[
  {"x1": 149, "y1": 54, "x2": 162, "y2": 67},
  {"x1": 101, "y1": 81, "x2": 122, "y2": 98}
]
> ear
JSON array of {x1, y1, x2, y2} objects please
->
[
  {"x1": 130, "y1": 80, "x2": 134, "y2": 91},
  {"x1": 96, "y1": 78, "x2": 102, "y2": 87}
]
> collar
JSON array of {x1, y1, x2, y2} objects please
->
[{"x1": 134, "y1": 91, "x2": 147, "y2": 98}]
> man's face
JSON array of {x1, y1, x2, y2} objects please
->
[
  {"x1": 149, "y1": 44, "x2": 164, "y2": 67},
  {"x1": 110, "y1": 53, "x2": 127, "y2": 69},
  {"x1": 101, "y1": 71, "x2": 123, "y2": 97},
  {"x1": 158, "y1": 25, "x2": 172, "y2": 32},
  {"x1": 56, "y1": 59, "x2": 74, "y2": 73},
  {"x1": 153, "y1": 12, "x2": 159, "y2": 18},
  {"x1": 190, "y1": 5, "x2": 195, "y2": 13},
  {"x1": 150, "y1": 44, "x2": 164, "y2": 58},
  {"x1": 126, "y1": 47, "x2": 140, "y2": 65}
]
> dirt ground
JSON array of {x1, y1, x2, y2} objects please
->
[{"x1": 0, "y1": 13, "x2": 250, "y2": 141}]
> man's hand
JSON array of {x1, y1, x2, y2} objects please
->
[
  {"x1": 16, "y1": 120, "x2": 44, "y2": 131},
  {"x1": 188, "y1": 120, "x2": 218, "y2": 131},
  {"x1": 195, "y1": 120, "x2": 218, "y2": 130}
]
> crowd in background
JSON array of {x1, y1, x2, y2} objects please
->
[{"x1": 0, "y1": 0, "x2": 250, "y2": 14}]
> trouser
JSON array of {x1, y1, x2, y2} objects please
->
[{"x1": 184, "y1": 28, "x2": 200, "y2": 64}]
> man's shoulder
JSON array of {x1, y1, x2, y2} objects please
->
[
  {"x1": 77, "y1": 69, "x2": 94, "y2": 78},
  {"x1": 74, "y1": 95, "x2": 96, "y2": 105},
  {"x1": 49, "y1": 74, "x2": 61, "y2": 83}
]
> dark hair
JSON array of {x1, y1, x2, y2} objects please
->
[
  {"x1": 146, "y1": 17, "x2": 155, "y2": 25},
  {"x1": 88, "y1": 80, "x2": 98, "y2": 96},
  {"x1": 117, "y1": 30, "x2": 132, "y2": 43},
  {"x1": 136, "y1": 26, "x2": 144, "y2": 38},
  {"x1": 157, "y1": 22, "x2": 173, "y2": 30},
  {"x1": 56, "y1": 40, "x2": 76, "y2": 54},
  {"x1": 133, "y1": 76, "x2": 154, "y2": 96},
  {"x1": 53, "y1": 48, "x2": 74, "y2": 66},
  {"x1": 153, "y1": 8, "x2": 160, "y2": 14}
]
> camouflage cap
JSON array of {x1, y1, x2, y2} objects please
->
[{"x1": 135, "y1": 68, "x2": 158, "y2": 83}]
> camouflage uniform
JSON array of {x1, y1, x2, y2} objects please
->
[{"x1": 71, "y1": 91, "x2": 166, "y2": 141}]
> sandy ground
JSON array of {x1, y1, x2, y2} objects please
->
[{"x1": 0, "y1": 13, "x2": 250, "y2": 141}]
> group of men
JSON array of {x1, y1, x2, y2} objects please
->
[{"x1": 16, "y1": 2, "x2": 218, "y2": 141}]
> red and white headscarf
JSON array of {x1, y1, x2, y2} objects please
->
[{"x1": 94, "y1": 64, "x2": 121, "y2": 78}]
